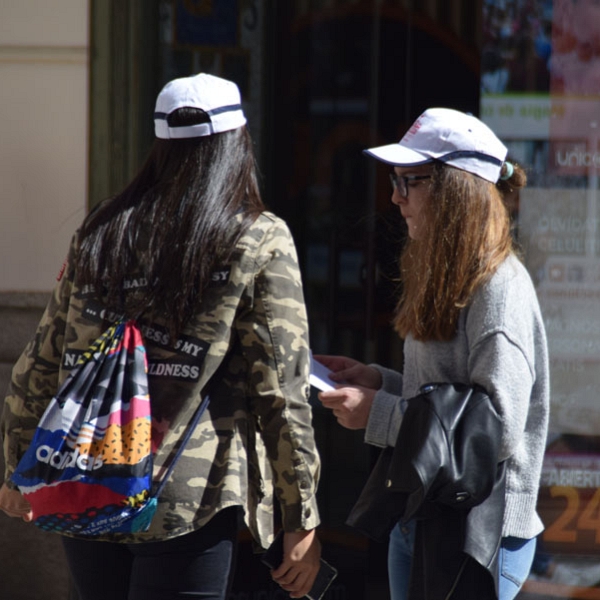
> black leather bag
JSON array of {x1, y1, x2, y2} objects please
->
[{"x1": 347, "y1": 382, "x2": 503, "y2": 542}]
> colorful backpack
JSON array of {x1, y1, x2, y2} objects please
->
[{"x1": 10, "y1": 320, "x2": 208, "y2": 536}]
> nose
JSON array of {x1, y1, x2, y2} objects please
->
[{"x1": 391, "y1": 187, "x2": 406, "y2": 206}]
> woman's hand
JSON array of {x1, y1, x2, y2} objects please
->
[
  {"x1": 313, "y1": 355, "x2": 382, "y2": 390},
  {"x1": 271, "y1": 529, "x2": 321, "y2": 598},
  {"x1": 0, "y1": 483, "x2": 33, "y2": 522},
  {"x1": 314, "y1": 355, "x2": 380, "y2": 429},
  {"x1": 319, "y1": 385, "x2": 376, "y2": 430}
]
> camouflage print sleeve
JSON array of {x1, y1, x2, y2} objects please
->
[
  {"x1": 1, "y1": 237, "x2": 76, "y2": 484},
  {"x1": 237, "y1": 216, "x2": 321, "y2": 532}
]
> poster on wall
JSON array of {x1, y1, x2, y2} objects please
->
[
  {"x1": 480, "y1": 0, "x2": 553, "y2": 142},
  {"x1": 549, "y1": 0, "x2": 600, "y2": 176}
]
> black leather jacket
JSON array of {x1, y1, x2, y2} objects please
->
[{"x1": 347, "y1": 383, "x2": 506, "y2": 600}]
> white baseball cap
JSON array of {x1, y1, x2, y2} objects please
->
[
  {"x1": 154, "y1": 73, "x2": 247, "y2": 139},
  {"x1": 364, "y1": 108, "x2": 508, "y2": 183}
]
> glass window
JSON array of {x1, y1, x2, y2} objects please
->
[{"x1": 482, "y1": 0, "x2": 600, "y2": 596}]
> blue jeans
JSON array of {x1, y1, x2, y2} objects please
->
[
  {"x1": 388, "y1": 520, "x2": 537, "y2": 600},
  {"x1": 498, "y1": 535, "x2": 537, "y2": 599},
  {"x1": 388, "y1": 520, "x2": 415, "y2": 600}
]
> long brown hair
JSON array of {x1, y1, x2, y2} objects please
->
[
  {"x1": 76, "y1": 108, "x2": 265, "y2": 334},
  {"x1": 393, "y1": 161, "x2": 526, "y2": 342}
]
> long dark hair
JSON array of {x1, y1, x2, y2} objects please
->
[
  {"x1": 76, "y1": 108, "x2": 265, "y2": 334},
  {"x1": 393, "y1": 162, "x2": 526, "y2": 342}
]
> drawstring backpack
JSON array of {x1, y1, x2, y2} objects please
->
[{"x1": 10, "y1": 320, "x2": 209, "y2": 536}]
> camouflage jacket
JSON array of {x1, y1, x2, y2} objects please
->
[{"x1": 1, "y1": 211, "x2": 320, "y2": 546}]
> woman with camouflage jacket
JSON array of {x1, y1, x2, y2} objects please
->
[{"x1": 0, "y1": 73, "x2": 321, "y2": 600}]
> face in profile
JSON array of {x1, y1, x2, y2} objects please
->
[{"x1": 390, "y1": 166, "x2": 433, "y2": 240}]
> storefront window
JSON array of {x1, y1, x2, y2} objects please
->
[{"x1": 482, "y1": 0, "x2": 600, "y2": 597}]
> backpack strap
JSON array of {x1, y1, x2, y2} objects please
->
[{"x1": 152, "y1": 394, "x2": 210, "y2": 499}]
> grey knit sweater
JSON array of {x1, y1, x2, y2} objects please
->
[{"x1": 365, "y1": 253, "x2": 550, "y2": 539}]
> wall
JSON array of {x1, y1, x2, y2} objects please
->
[
  {"x1": 0, "y1": 0, "x2": 88, "y2": 292},
  {"x1": 0, "y1": 2, "x2": 89, "y2": 598}
]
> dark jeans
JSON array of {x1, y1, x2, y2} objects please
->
[{"x1": 62, "y1": 507, "x2": 239, "y2": 600}]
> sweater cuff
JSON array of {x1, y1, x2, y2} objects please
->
[
  {"x1": 371, "y1": 364, "x2": 403, "y2": 395},
  {"x1": 365, "y1": 388, "x2": 403, "y2": 448}
]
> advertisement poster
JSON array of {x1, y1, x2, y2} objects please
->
[
  {"x1": 549, "y1": 0, "x2": 600, "y2": 177},
  {"x1": 481, "y1": 0, "x2": 553, "y2": 143}
]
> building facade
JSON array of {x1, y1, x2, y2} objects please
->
[{"x1": 1, "y1": 1, "x2": 600, "y2": 598}]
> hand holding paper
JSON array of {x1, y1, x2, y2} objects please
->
[
  {"x1": 311, "y1": 354, "x2": 383, "y2": 390},
  {"x1": 309, "y1": 353, "x2": 337, "y2": 391}
]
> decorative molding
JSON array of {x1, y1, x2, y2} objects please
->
[{"x1": 0, "y1": 45, "x2": 88, "y2": 65}]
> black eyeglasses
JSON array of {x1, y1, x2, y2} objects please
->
[{"x1": 389, "y1": 173, "x2": 431, "y2": 198}]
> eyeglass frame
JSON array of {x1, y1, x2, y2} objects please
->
[{"x1": 389, "y1": 173, "x2": 431, "y2": 198}]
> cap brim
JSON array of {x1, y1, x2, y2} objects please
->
[{"x1": 363, "y1": 143, "x2": 432, "y2": 167}]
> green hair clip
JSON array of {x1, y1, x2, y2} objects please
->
[{"x1": 500, "y1": 162, "x2": 514, "y2": 181}]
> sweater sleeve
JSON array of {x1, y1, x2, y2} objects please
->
[
  {"x1": 364, "y1": 365, "x2": 405, "y2": 448},
  {"x1": 465, "y1": 258, "x2": 546, "y2": 464},
  {"x1": 468, "y1": 330, "x2": 535, "y2": 462},
  {"x1": 236, "y1": 218, "x2": 320, "y2": 532}
]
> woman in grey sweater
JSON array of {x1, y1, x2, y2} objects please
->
[{"x1": 317, "y1": 108, "x2": 549, "y2": 600}]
